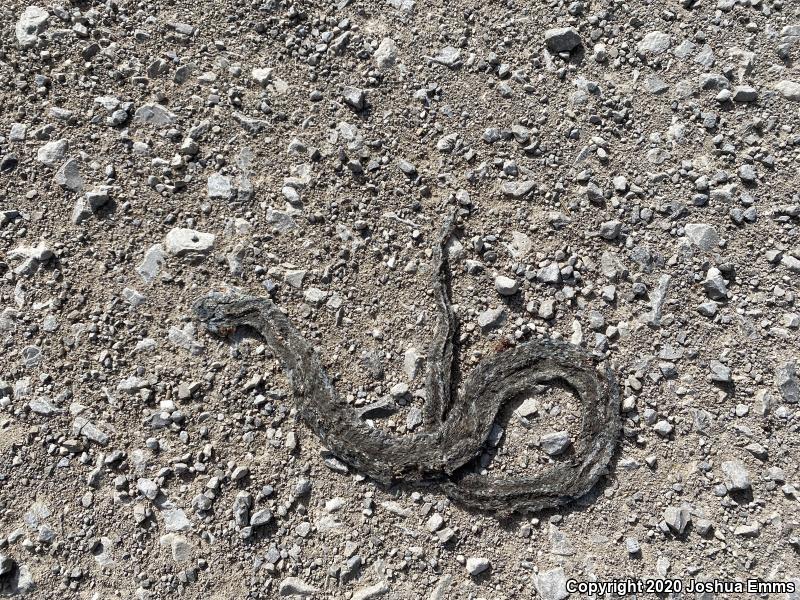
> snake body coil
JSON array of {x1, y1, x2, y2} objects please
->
[{"x1": 193, "y1": 214, "x2": 620, "y2": 514}]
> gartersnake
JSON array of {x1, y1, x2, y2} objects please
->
[{"x1": 193, "y1": 212, "x2": 620, "y2": 513}]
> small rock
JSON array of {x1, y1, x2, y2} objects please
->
[
  {"x1": 477, "y1": 307, "x2": 505, "y2": 331},
  {"x1": 137, "y1": 244, "x2": 166, "y2": 283},
  {"x1": 732, "y1": 86, "x2": 758, "y2": 102},
  {"x1": 465, "y1": 557, "x2": 490, "y2": 576},
  {"x1": 207, "y1": 174, "x2": 234, "y2": 200},
  {"x1": 733, "y1": 523, "x2": 760, "y2": 537},
  {"x1": 776, "y1": 362, "x2": 798, "y2": 404},
  {"x1": 534, "y1": 568, "x2": 568, "y2": 600},
  {"x1": 626, "y1": 537, "x2": 641, "y2": 554},
  {"x1": 702, "y1": 267, "x2": 728, "y2": 300},
  {"x1": 638, "y1": 31, "x2": 671, "y2": 55},
  {"x1": 663, "y1": 505, "x2": 691, "y2": 534},
  {"x1": 738, "y1": 164, "x2": 757, "y2": 183},
  {"x1": 164, "y1": 228, "x2": 215, "y2": 256},
  {"x1": 721, "y1": 460, "x2": 751, "y2": 492},
  {"x1": 540, "y1": 431, "x2": 571, "y2": 455},
  {"x1": 0, "y1": 553, "x2": 13, "y2": 576},
  {"x1": 37, "y1": 139, "x2": 69, "y2": 167},
  {"x1": 16, "y1": 6, "x2": 49, "y2": 47},
  {"x1": 137, "y1": 478, "x2": 159, "y2": 501},
  {"x1": 374, "y1": 38, "x2": 398, "y2": 69},
  {"x1": 279, "y1": 577, "x2": 319, "y2": 597},
  {"x1": 251, "y1": 509, "x2": 272, "y2": 527},
  {"x1": 342, "y1": 86, "x2": 366, "y2": 111},
  {"x1": 684, "y1": 223, "x2": 718, "y2": 250},
  {"x1": 774, "y1": 80, "x2": 800, "y2": 102},
  {"x1": 495, "y1": 276, "x2": 518, "y2": 296},
  {"x1": 134, "y1": 103, "x2": 178, "y2": 127},
  {"x1": 709, "y1": 360, "x2": 732, "y2": 383},
  {"x1": 544, "y1": 27, "x2": 582, "y2": 53},
  {"x1": 352, "y1": 581, "x2": 388, "y2": 600},
  {"x1": 599, "y1": 220, "x2": 622, "y2": 240},
  {"x1": 429, "y1": 46, "x2": 461, "y2": 68},
  {"x1": 653, "y1": 420, "x2": 673, "y2": 437},
  {"x1": 54, "y1": 158, "x2": 82, "y2": 192},
  {"x1": 251, "y1": 67, "x2": 272, "y2": 86}
]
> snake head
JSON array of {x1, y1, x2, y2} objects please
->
[{"x1": 192, "y1": 289, "x2": 249, "y2": 336}]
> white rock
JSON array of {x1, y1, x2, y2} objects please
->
[
  {"x1": 164, "y1": 228, "x2": 215, "y2": 256},
  {"x1": 137, "y1": 244, "x2": 166, "y2": 283},
  {"x1": 252, "y1": 67, "x2": 272, "y2": 86},
  {"x1": 16, "y1": 6, "x2": 49, "y2": 47},
  {"x1": 403, "y1": 348, "x2": 423, "y2": 379},
  {"x1": 137, "y1": 478, "x2": 159, "y2": 500},
  {"x1": 495, "y1": 275, "x2": 519, "y2": 296},
  {"x1": 722, "y1": 460, "x2": 751, "y2": 491},
  {"x1": 774, "y1": 80, "x2": 800, "y2": 102},
  {"x1": 162, "y1": 507, "x2": 192, "y2": 532},
  {"x1": 37, "y1": 139, "x2": 69, "y2": 167},
  {"x1": 465, "y1": 557, "x2": 490, "y2": 576},
  {"x1": 207, "y1": 173, "x2": 234, "y2": 200},
  {"x1": 374, "y1": 38, "x2": 398, "y2": 69},
  {"x1": 534, "y1": 568, "x2": 568, "y2": 600},
  {"x1": 637, "y1": 31, "x2": 671, "y2": 55}
]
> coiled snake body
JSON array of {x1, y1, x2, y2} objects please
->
[{"x1": 193, "y1": 213, "x2": 620, "y2": 514}]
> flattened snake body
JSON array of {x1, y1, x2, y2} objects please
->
[{"x1": 193, "y1": 213, "x2": 620, "y2": 514}]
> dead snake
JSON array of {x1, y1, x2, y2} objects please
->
[{"x1": 193, "y1": 212, "x2": 620, "y2": 514}]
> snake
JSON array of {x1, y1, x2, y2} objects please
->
[{"x1": 193, "y1": 211, "x2": 620, "y2": 514}]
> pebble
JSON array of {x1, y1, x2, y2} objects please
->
[
  {"x1": 702, "y1": 268, "x2": 728, "y2": 300},
  {"x1": 709, "y1": 360, "x2": 732, "y2": 383},
  {"x1": 465, "y1": 557, "x2": 490, "y2": 576},
  {"x1": 137, "y1": 244, "x2": 166, "y2": 283},
  {"x1": 477, "y1": 307, "x2": 505, "y2": 331},
  {"x1": 342, "y1": 86, "x2": 366, "y2": 111},
  {"x1": 653, "y1": 420, "x2": 673, "y2": 437},
  {"x1": 207, "y1": 174, "x2": 234, "y2": 200},
  {"x1": 534, "y1": 567, "x2": 568, "y2": 600},
  {"x1": 774, "y1": 80, "x2": 800, "y2": 102},
  {"x1": 684, "y1": 223, "x2": 718, "y2": 250},
  {"x1": 721, "y1": 460, "x2": 751, "y2": 491},
  {"x1": 776, "y1": 362, "x2": 798, "y2": 403},
  {"x1": 544, "y1": 27, "x2": 582, "y2": 53},
  {"x1": 279, "y1": 577, "x2": 319, "y2": 597},
  {"x1": 637, "y1": 31, "x2": 671, "y2": 55},
  {"x1": 54, "y1": 158, "x2": 82, "y2": 192},
  {"x1": 36, "y1": 139, "x2": 68, "y2": 167},
  {"x1": 599, "y1": 220, "x2": 622, "y2": 240},
  {"x1": 352, "y1": 581, "x2": 389, "y2": 600},
  {"x1": 374, "y1": 38, "x2": 398, "y2": 69},
  {"x1": 540, "y1": 431, "x2": 571, "y2": 455},
  {"x1": 16, "y1": 6, "x2": 49, "y2": 47},
  {"x1": 625, "y1": 537, "x2": 641, "y2": 555},
  {"x1": 134, "y1": 103, "x2": 178, "y2": 127},
  {"x1": 494, "y1": 276, "x2": 518, "y2": 296},
  {"x1": 663, "y1": 505, "x2": 692, "y2": 534},
  {"x1": 430, "y1": 46, "x2": 461, "y2": 68},
  {"x1": 164, "y1": 228, "x2": 216, "y2": 256}
]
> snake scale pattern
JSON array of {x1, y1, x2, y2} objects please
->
[{"x1": 193, "y1": 212, "x2": 621, "y2": 514}]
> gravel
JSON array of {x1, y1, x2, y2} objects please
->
[{"x1": 1, "y1": 0, "x2": 798, "y2": 597}]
